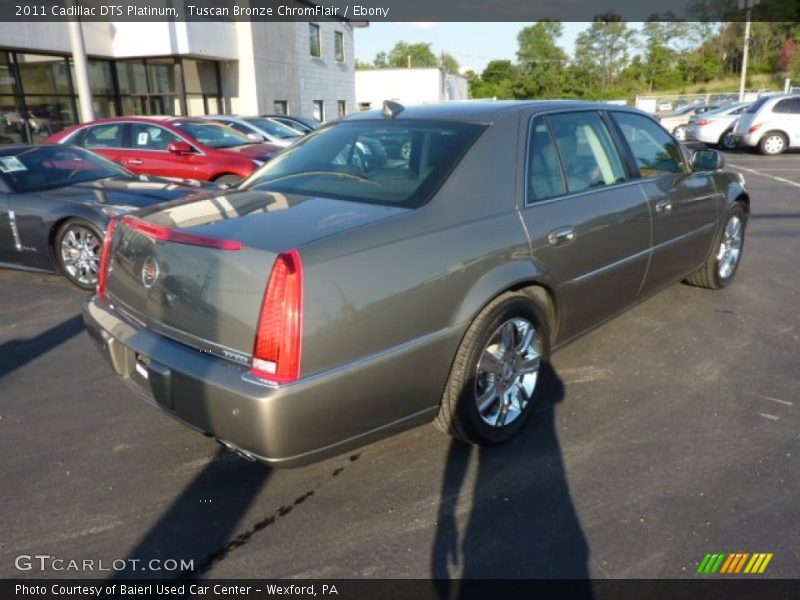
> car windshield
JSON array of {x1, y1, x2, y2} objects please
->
[
  {"x1": 244, "y1": 117, "x2": 301, "y2": 139},
  {"x1": 173, "y1": 121, "x2": 253, "y2": 148},
  {"x1": 240, "y1": 120, "x2": 486, "y2": 208},
  {"x1": 0, "y1": 145, "x2": 128, "y2": 193}
]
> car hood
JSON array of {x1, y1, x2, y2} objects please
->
[
  {"x1": 221, "y1": 143, "x2": 283, "y2": 160},
  {"x1": 36, "y1": 175, "x2": 216, "y2": 208},
  {"x1": 135, "y1": 188, "x2": 410, "y2": 253}
]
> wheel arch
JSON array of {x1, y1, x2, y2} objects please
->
[
  {"x1": 47, "y1": 211, "x2": 108, "y2": 269},
  {"x1": 453, "y1": 260, "x2": 561, "y2": 346}
]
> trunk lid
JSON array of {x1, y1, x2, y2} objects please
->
[{"x1": 105, "y1": 189, "x2": 409, "y2": 357}]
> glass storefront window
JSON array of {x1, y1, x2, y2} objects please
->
[
  {"x1": 23, "y1": 95, "x2": 77, "y2": 142},
  {"x1": 147, "y1": 59, "x2": 178, "y2": 95},
  {"x1": 117, "y1": 61, "x2": 148, "y2": 95},
  {"x1": 0, "y1": 95, "x2": 25, "y2": 144},
  {"x1": 69, "y1": 60, "x2": 113, "y2": 96},
  {"x1": 1, "y1": 53, "x2": 18, "y2": 95},
  {"x1": 16, "y1": 54, "x2": 70, "y2": 95},
  {"x1": 183, "y1": 60, "x2": 218, "y2": 95}
]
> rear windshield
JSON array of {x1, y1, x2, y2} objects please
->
[
  {"x1": 746, "y1": 96, "x2": 772, "y2": 113},
  {"x1": 239, "y1": 120, "x2": 486, "y2": 208}
]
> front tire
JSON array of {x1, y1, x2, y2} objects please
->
[
  {"x1": 55, "y1": 219, "x2": 103, "y2": 290},
  {"x1": 434, "y1": 292, "x2": 551, "y2": 446},
  {"x1": 759, "y1": 132, "x2": 787, "y2": 156},
  {"x1": 214, "y1": 174, "x2": 243, "y2": 187},
  {"x1": 686, "y1": 203, "x2": 747, "y2": 290}
]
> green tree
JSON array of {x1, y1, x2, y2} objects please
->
[
  {"x1": 386, "y1": 41, "x2": 438, "y2": 68},
  {"x1": 515, "y1": 21, "x2": 567, "y2": 98},
  {"x1": 373, "y1": 51, "x2": 388, "y2": 68},
  {"x1": 439, "y1": 52, "x2": 461, "y2": 74},
  {"x1": 574, "y1": 20, "x2": 637, "y2": 96}
]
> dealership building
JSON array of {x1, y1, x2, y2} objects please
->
[{"x1": 0, "y1": 19, "x2": 361, "y2": 144}]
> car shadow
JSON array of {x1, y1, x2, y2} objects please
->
[
  {"x1": 0, "y1": 314, "x2": 84, "y2": 379},
  {"x1": 431, "y1": 363, "x2": 593, "y2": 597},
  {"x1": 110, "y1": 448, "x2": 271, "y2": 579}
]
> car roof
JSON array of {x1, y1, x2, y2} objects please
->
[{"x1": 344, "y1": 100, "x2": 641, "y2": 123}]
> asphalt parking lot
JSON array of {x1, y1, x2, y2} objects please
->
[{"x1": 1, "y1": 150, "x2": 798, "y2": 581}]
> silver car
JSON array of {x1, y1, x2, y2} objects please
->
[
  {"x1": 201, "y1": 115, "x2": 302, "y2": 148},
  {"x1": 84, "y1": 101, "x2": 749, "y2": 466},
  {"x1": 685, "y1": 102, "x2": 749, "y2": 150},
  {"x1": 731, "y1": 94, "x2": 800, "y2": 155}
]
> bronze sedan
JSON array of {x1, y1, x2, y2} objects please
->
[{"x1": 84, "y1": 101, "x2": 749, "y2": 466}]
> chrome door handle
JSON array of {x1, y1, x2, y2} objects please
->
[
  {"x1": 655, "y1": 199, "x2": 673, "y2": 214},
  {"x1": 548, "y1": 227, "x2": 576, "y2": 247},
  {"x1": 126, "y1": 159, "x2": 143, "y2": 166}
]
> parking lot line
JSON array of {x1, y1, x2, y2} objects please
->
[{"x1": 728, "y1": 164, "x2": 800, "y2": 189}]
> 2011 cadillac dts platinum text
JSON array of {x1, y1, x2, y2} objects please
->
[{"x1": 84, "y1": 101, "x2": 749, "y2": 467}]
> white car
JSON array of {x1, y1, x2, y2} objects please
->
[
  {"x1": 685, "y1": 103, "x2": 749, "y2": 150},
  {"x1": 201, "y1": 115, "x2": 303, "y2": 148},
  {"x1": 731, "y1": 94, "x2": 800, "y2": 155}
]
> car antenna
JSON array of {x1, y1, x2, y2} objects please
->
[{"x1": 382, "y1": 100, "x2": 404, "y2": 118}]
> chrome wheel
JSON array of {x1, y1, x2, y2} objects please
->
[
  {"x1": 716, "y1": 214, "x2": 743, "y2": 280},
  {"x1": 761, "y1": 134, "x2": 785, "y2": 155},
  {"x1": 673, "y1": 125, "x2": 687, "y2": 141},
  {"x1": 60, "y1": 224, "x2": 101, "y2": 287},
  {"x1": 474, "y1": 318, "x2": 541, "y2": 428}
]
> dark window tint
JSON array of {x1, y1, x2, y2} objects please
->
[
  {"x1": 527, "y1": 117, "x2": 567, "y2": 202},
  {"x1": 335, "y1": 31, "x2": 345, "y2": 62},
  {"x1": 745, "y1": 96, "x2": 771, "y2": 113},
  {"x1": 613, "y1": 112, "x2": 686, "y2": 177},
  {"x1": 83, "y1": 123, "x2": 124, "y2": 148},
  {"x1": 129, "y1": 123, "x2": 180, "y2": 150},
  {"x1": 309, "y1": 24, "x2": 321, "y2": 58},
  {"x1": 773, "y1": 98, "x2": 800, "y2": 114},
  {"x1": 547, "y1": 111, "x2": 626, "y2": 193},
  {"x1": 242, "y1": 120, "x2": 485, "y2": 208}
]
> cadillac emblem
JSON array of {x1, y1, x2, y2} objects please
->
[{"x1": 141, "y1": 256, "x2": 160, "y2": 288}]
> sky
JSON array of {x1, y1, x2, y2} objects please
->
[{"x1": 354, "y1": 22, "x2": 596, "y2": 74}]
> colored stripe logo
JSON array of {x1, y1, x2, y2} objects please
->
[{"x1": 697, "y1": 553, "x2": 773, "y2": 574}]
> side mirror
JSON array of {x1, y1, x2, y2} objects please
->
[
  {"x1": 167, "y1": 141, "x2": 195, "y2": 155},
  {"x1": 692, "y1": 148, "x2": 724, "y2": 171}
]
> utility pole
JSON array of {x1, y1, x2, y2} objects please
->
[{"x1": 738, "y1": 0, "x2": 760, "y2": 102}]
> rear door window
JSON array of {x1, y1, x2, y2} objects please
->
[
  {"x1": 129, "y1": 123, "x2": 180, "y2": 151},
  {"x1": 546, "y1": 111, "x2": 627, "y2": 194},
  {"x1": 611, "y1": 112, "x2": 687, "y2": 177},
  {"x1": 527, "y1": 117, "x2": 567, "y2": 202},
  {"x1": 82, "y1": 123, "x2": 125, "y2": 149},
  {"x1": 773, "y1": 98, "x2": 800, "y2": 114}
]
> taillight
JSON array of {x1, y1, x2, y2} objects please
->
[
  {"x1": 251, "y1": 249, "x2": 303, "y2": 384},
  {"x1": 120, "y1": 216, "x2": 244, "y2": 250},
  {"x1": 748, "y1": 124, "x2": 762, "y2": 134},
  {"x1": 696, "y1": 119, "x2": 712, "y2": 126},
  {"x1": 97, "y1": 218, "x2": 117, "y2": 301}
]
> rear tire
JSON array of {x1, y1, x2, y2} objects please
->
[
  {"x1": 718, "y1": 129, "x2": 737, "y2": 151},
  {"x1": 685, "y1": 203, "x2": 747, "y2": 290},
  {"x1": 54, "y1": 218, "x2": 103, "y2": 291},
  {"x1": 214, "y1": 174, "x2": 243, "y2": 187},
  {"x1": 759, "y1": 132, "x2": 787, "y2": 156},
  {"x1": 434, "y1": 292, "x2": 551, "y2": 446}
]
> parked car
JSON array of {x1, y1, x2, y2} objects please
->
[
  {"x1": 201, "y1": 115, "x2": 303, "y2": 147},
  {"x1": 731, "y1": 94, "x2": 800, "y2": 155},
  {"x1": 44, "y1": 117, "x2": 282, "y2": 186},
  {"x1": 657, "y1": 104, "x2": 720, "y2": 141},
  {"x1": 0, "y1": 144, "x2": 212, "y2": 289},
  {"x1": 84, "y1": 101, "x2": 749, "y2": 466},
  {"x1": 685, "y1": 102, "x2": 750, "y2": 150},
  {"x1": 261, "y1": 114, "x2": 320, "y2": 134}
]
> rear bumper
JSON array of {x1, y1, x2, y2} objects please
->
[
  {"x1": 730, "y1": 132, "x2": 758, "y2": 148},
  {"x1": 83, "y1": 296, "x2": 453, "y2": 466}
]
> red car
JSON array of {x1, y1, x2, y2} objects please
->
[{"x1": 45, "y1": 117, "x2": 282, "y2": 186}]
